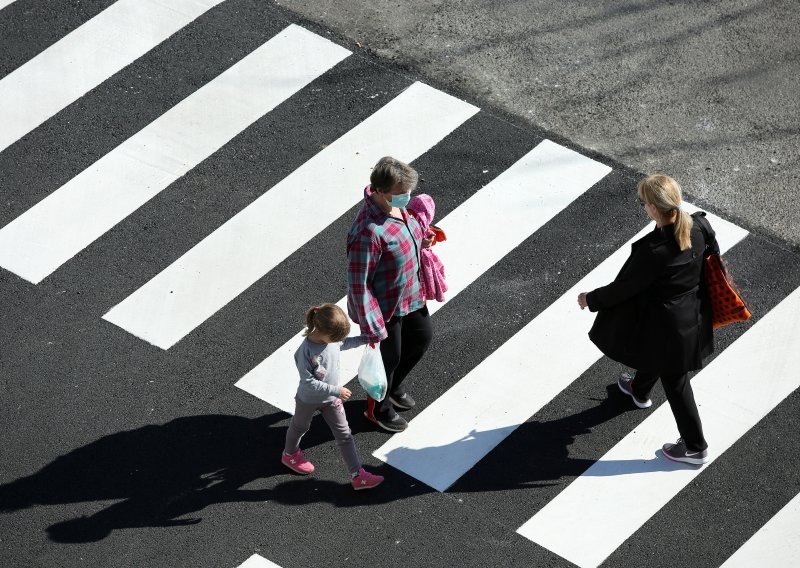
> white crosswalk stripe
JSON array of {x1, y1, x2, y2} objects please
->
[
  {"x1": 517, "y1": 284, "x2": 800, "y2": 568},
  {"x1": 0, "y1": 0, "x2": 18, "y2": 11},
  {"x1": 720, "y1": 492, "x2": 800, "y2": 567},
  {"x1": 235, "y1": 139, "x2": 611, "y2": 412},
  {"x1": 0, "y1": 24, "x2": 350, "y2": 285},
  {"x1": 236, "y1": 554, "x2": 284, "y2": 568},
  {"x1": 0, "y1": 0, "x2": 225, "y2": 153},
  {"x1": 373, "y1": 204, "x2": 748, "y2": 491}
]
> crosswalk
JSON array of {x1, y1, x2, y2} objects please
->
[{"x1": 1, "y1": 3, "x2": 798, "y2": 568}]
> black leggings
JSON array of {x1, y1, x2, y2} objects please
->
[
  {"x1": 374, "y1": 305, "x2": 433, "y2": 418},
  {"x1": 632, "y1": 370, "x2": 708, "y2": 452}
]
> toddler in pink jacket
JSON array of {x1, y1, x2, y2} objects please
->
[{"x1": 408, "y1": 194, "x2": 448, "y2": 303}]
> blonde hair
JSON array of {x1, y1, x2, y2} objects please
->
[
  {"x1": 637, "y1": 174, "x2": 693, "y2": 251},
  {"x1": 303, "y1": 303, "x2": 350, "y2": 342},
  {"x1": 370, "y1": 156, "x2": 418, "y2": 193}
]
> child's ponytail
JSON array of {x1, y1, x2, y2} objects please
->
[{"x1": 303, "y1": 307, "x2": 317, "y2": 336}]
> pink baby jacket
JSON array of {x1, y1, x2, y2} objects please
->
[{"x1": 407, "y1": 194, "x2": 448, "y2": 303}]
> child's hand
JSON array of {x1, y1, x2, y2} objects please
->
[{"x1": 339, "y1": 387, "x2": 352, "y2": 401}]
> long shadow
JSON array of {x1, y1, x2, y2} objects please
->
[
  {"x1": 0, "y1": 390, "x2": 698, "y2": 542},
  {"x1": 448, "y1": 385, "x2": 681, "y2": 493},
  {"x1": 0, "y1": 410, "x2": 403, "y2": 543}
]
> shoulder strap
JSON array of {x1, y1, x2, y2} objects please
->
[{"x1": 692, "y1": 211, "x2": 720, "y2": 256}]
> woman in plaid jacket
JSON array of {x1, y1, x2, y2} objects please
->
[{"x1": 346, "y1": 157, "x2": 433, "y2": 433}]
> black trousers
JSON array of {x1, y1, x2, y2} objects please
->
[
  {"x1": 632, "y1": 370, "x2": 708, "y2": 452},
  {"x1": 374, "y1": 305, "x2": 433, "y2": 418}
]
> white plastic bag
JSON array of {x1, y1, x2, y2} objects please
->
[{"x1": 357, "y1": 344, "x2": 388, "y2": 401}]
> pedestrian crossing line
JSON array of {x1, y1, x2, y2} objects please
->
[
  {"x1": 236, "y1": 554, "x2": 283, "y2": 568},
  {"x1": 235, "y1": 139, "x2": 611, "y2": 413},
  {"x1": 0, "y1": 0, "x2": 18, "y2": 12},
  {"x1": 0, "y1": 0, "x2": 226, "y2": 153},
  {"x1": 103, "y1": 81, "x2": 479, "y2": 349},
  {"x1": 516, "y1": 284, "x2": 800, "y2": 568},
  {"x1": 719, "y1": 492, "x2": 800, "y2": 567},
  {"x1": 373, "y1": 204, "x2": 748, "y2": 492},
  {"x1": 0, "y1": 24, "x2": 351, "y2": 285}
]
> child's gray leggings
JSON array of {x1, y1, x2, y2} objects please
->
[{"x1": 284, "y1": 397, "x2": 361, "y2": 475}]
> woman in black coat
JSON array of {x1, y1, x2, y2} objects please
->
[{"x1": 577, "y1": 174, "x2": 719, "y2": 465}]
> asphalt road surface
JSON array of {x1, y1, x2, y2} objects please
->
[{"x1": 1, "y1": 2, "x2": 798, "y2": 568}]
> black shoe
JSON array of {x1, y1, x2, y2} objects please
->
[
  {"x1": 617, "y1": 372, "x2": 652, "y2": 409},
  {"x1": 389, "y1": 391, "x2": 416, "y2": 410},
  {"x1": 364, "y1": 410, "x2": 408, "y2": 433},
  {"x1": 662, "y1": 438, "x2": 710, "y2": 465}
]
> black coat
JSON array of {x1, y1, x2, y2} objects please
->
[{"x1": 586, "y1": 212, "x2": 719, "y2": 375}]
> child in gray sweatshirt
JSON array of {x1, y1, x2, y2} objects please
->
[{"x1": 282, "y1": 303, "x2": 384, "y2": 490}]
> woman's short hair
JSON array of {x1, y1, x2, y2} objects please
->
[
  {"x1": 304, "y1": 303, "x2": 351, "y2": 342},
  {"x1": 637, "y1": 174, "x2": 694, "y2": 251},
  {"x1": 370, "y1": 156, "x2": 418, "y2": 193}
]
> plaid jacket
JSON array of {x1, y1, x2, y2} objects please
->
[{"x1": 346, "y1": 185, "x2": 425, "y2": 342}]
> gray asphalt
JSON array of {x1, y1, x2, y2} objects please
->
[{"x1": 279, "y1": 0, "x2": 800, "y2": 251}]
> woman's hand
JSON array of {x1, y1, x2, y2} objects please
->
[
  {"x1": 577, "y1": 292, "x2": 588, "y2": 310},
  {"x1": 422, "y1": 233, "x2": 435, "y2": 249}
]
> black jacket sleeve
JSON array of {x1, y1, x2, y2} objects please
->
[{"x1": 586, "y1": 242, "x2": 660, "y2": 312}]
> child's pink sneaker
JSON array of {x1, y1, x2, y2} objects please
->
[
  {"x1": 281, "y1": 449, "x2": 315, "y2": 475},
  {"x1": 351, "y1": 468, "x2": 384, "y2": 490}
]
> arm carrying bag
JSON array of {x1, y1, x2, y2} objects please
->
[
  {"x1": 357, "y1": 344, "x2": 388, "y2": 401},
  {"x1": 695, "y1": 213, "x2": 752, "y2": 328}
]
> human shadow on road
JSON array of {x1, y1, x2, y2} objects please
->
[
  {"x1": 358, "y1": 384, "x2": 687, "y2": 495},
  {"x1": 0, "y1": 411, "x2": 350, "y2": 543},
  {"x1": 0, "y1": 386, "x2": 686, "y2": 540},
  {"x1": 450, "y1": 384, "x2": 684, "y2": 493}
]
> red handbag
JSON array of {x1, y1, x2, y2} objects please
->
[
  {"x1": 703, "y1": 252, "x2": 751, "y2": 328},
  {"x1": 695, "y1": 212, "x2": 752, "y2": 329}
]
